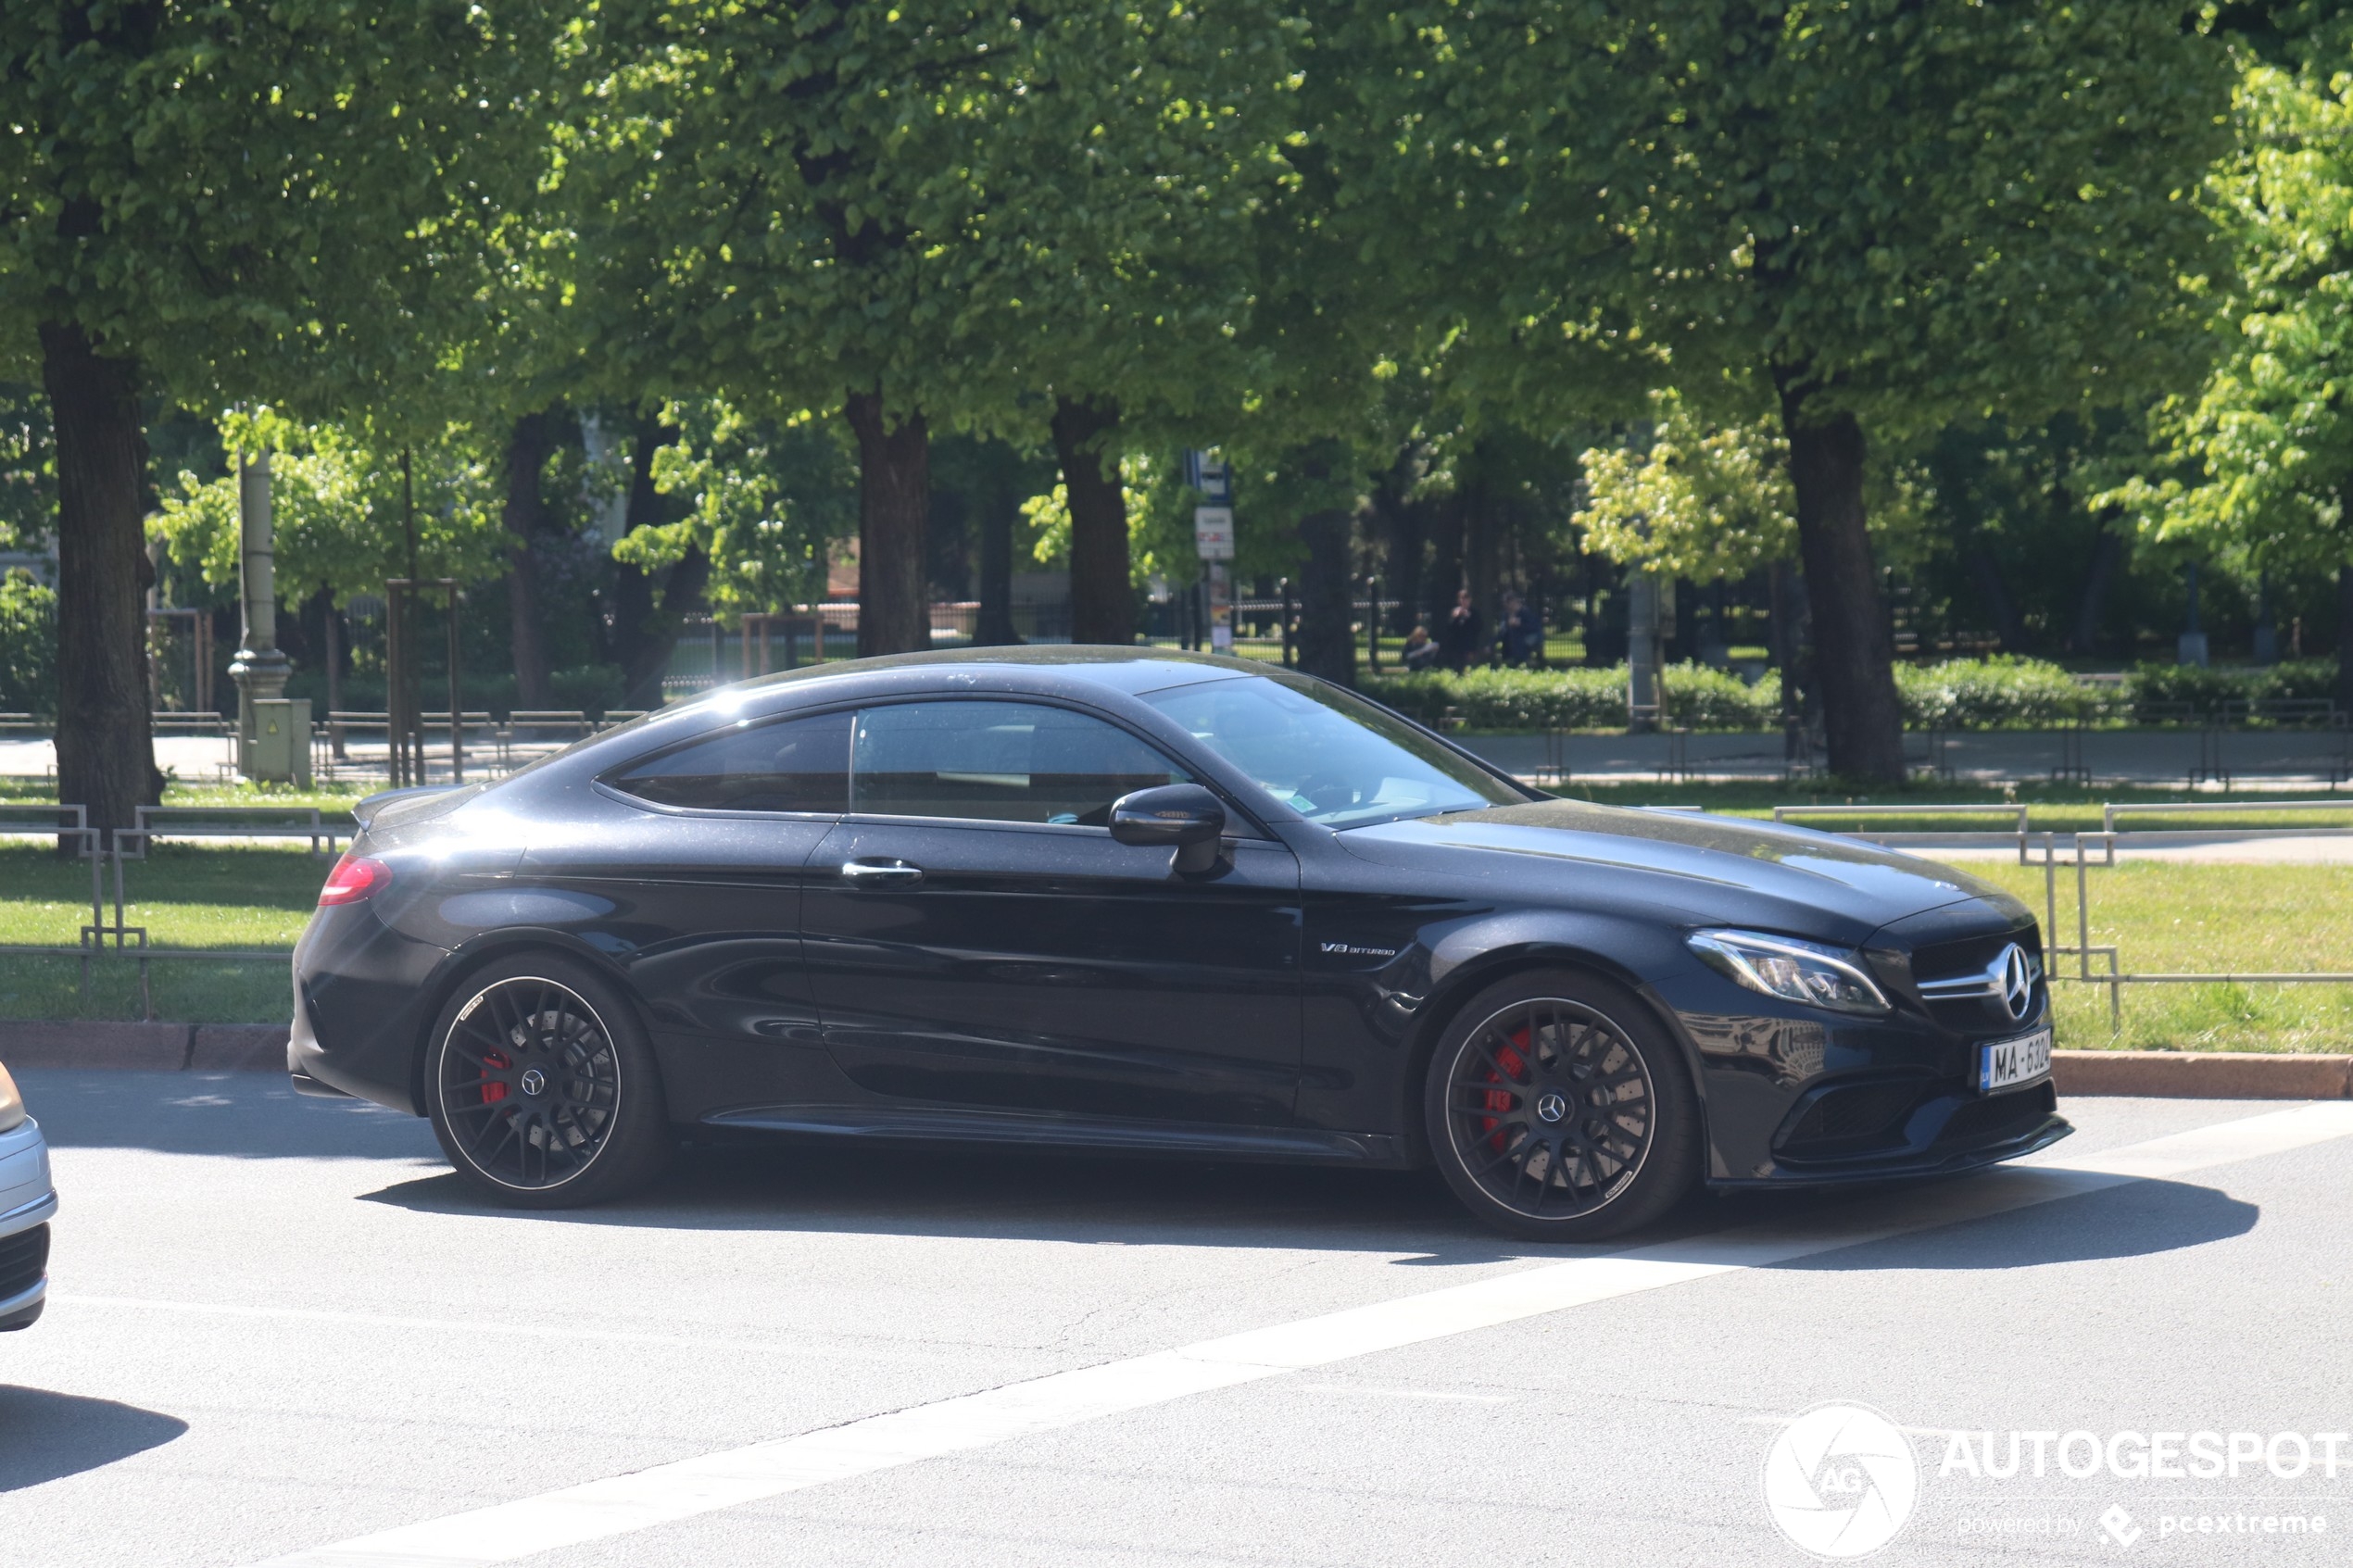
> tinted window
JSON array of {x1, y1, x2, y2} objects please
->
[
  {"x1": 610, "y1": 710, "x2": 851, "y2": 812},
  {"x1": 851, "y1": 701, "x2": 1189, "y2": 825},
  {"x1": 1140, "y1": 674, "x2": 1523, "y2": 826}
]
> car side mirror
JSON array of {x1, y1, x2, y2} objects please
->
[{"x1": 1109, "y1": 784, "x2": 1228, "y2": 874}]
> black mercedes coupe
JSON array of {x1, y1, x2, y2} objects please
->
[{"x1": 289, "y1": 648, "x2": 2068, "y2": 1239}]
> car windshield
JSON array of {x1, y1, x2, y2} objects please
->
[{"x1": 1140, "y1": 674, "x2": 1526, "y2": 827}]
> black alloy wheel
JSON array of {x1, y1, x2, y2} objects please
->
[
  {"x1": 425, "y1": 954, "x2": 670, "y2": 1207},
  {"x1": 1426, "y1": 970, "x2": 1698, "y2": 1240}
]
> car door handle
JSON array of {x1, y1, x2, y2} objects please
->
[{"x1": 839, "y1": 858, "x2": 924, "y2": 887}]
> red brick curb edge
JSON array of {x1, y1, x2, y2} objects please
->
[
  {"x1": 2, "y1": 1023, "x2": 2347, "y2": 1099},
  {"x1": 2053, "y1": 1048, "x2": 2353, "y2": 1100}
]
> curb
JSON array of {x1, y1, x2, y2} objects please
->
[
  {"x1": 2, "y1": 1024, "x2": 2347, "y2": 1100},
  {"x1": 2053, "y1": 1048, "x2": 2352, "y2": 1100},
  {"x1": 0, "y1": 1021, "x2": 288, "y2": 1073}
]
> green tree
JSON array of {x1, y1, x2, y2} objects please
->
[
  {"x1": 611, "y1": 396, "x2": 857, "y2": 625},
  {"x1": 1425, "y1": 1, "x2": 2234, "y2": 780},
  {"x1": 151, "y1": 417, "x2": 512, "y2": 608},
  {"x1": 2100, "y1": 52, "x2": 2353, "y2": 704},
  {"x1": 567, "y1": 2, "x2": 1051, "y2": 656},
  {"x1": 1576, "y1": 392, "x2": 1796, "y2": 584},
  {"x1": 1, "y1": 2, "x2": 551, "y2": 833}
]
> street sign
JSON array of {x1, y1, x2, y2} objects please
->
[
  {"x1": 1182, "y1": 450, "x2": 1232, "y2": 505},
  {"x1": 1193, "y1": 506, "x2": 1235, "y2": 561}
]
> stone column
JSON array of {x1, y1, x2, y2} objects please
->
[
  {"x1": 1627, "y1": 568, "x2": 1662, "y2": 733},
  {"x1": 227, "y1": 451, "x2": 289, "y2": 774}
]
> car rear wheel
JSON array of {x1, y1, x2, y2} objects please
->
[
  {"x1": 1424, "y1": 969, "x2": 1698, "y2": 1241},
  {"x1": 424, "y1": 954, "x2": 670, "y2": 1208}
]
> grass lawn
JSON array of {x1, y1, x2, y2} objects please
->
[
  {"x1": 0, "y1": 779, "x2": 373, "y2": 816},
  {"x1": 0, "y1": 841, "x2": 320, "y2": 1024}
]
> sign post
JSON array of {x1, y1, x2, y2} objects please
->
[{"x1": 1187, "y1": 452, "x2": 1236, "y2": 654}]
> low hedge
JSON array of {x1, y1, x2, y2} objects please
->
[
  {"x1": 1361, "y1": 656, "x2": 2342, "y2": 733},
  {"x1": 1361, "y1": 663, "x2": 1778, "y2": 731}
]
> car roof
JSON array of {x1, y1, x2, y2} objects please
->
[{"x1": 714, "y1": 645, "x2": 1268, "y2": 699}]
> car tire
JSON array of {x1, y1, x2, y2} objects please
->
[
  {"x1": 423, "y1": 953, "x2": 671, "y2": 1208},
  {"x1": 1423, "y1": 968, "x2": 1699, "y2": 1241}
]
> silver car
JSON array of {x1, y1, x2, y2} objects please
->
[{"x1": 0, "y1": 1060, "x2": 55, "y2": 1330}]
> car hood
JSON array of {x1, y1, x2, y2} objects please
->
[{"x1": 1339, "y1": 798, "x2": 2029, "y2": 937}]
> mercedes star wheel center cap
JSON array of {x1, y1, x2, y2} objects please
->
[
  {"x1": 519, "y1": 1067, "x2": 548, "y2": 1098},
  {"x1": 1535, "y1": 1090, "x2": 1568, "y2": 1123}
]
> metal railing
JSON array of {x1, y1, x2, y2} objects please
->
[{"x1": 0, "y1": 810, "x2": 351, "y2": 1019}]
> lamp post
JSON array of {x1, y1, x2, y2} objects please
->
[{"x1": 227, "y1": 451, "x2": 291, "y2": 775}]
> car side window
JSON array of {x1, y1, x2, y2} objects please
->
[
  {"x1": 851, "y1": 700, "x2": 1190, "y2": 826},
  {"x1": 610, "y1": 709, "x2": 851, "y2": 813}
]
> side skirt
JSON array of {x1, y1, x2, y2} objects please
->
[{"x1": 698, "y1": 1104, "x2": 1409, "y2": 1166}]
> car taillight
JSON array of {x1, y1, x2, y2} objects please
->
[{"x1": 318, "y1": 854, "x2": 393, "y2": 907}]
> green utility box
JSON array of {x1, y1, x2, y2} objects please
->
[{"x1": 250, "y1": 697, "x2": 313, "y2": 787}]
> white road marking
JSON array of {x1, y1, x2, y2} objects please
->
[
  {"x1": 44, "y1": 1295, "x2": 956, "y2": 1367},
  {"x1": 245, "y1": 1102, "x2": 2353, "y2": 1568},
  {"x1": 1295, "y1": 1382, "x2": 1516, "y2": 1404}
]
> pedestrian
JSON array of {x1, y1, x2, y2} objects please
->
[
  {"x1": 1498, "y1": 591, "x2": 1542, "y2": 667},
  {"x1": 1402, "y1": 623, "x2": 1443, "y2": 672},
  {"x1": 1437, "y1": 587, "x2": 1482, "y2": 673}
]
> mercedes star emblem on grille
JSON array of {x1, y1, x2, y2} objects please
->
[{"x1": 1997, "y1": 944, "x2": 2034, "y2": 1021}]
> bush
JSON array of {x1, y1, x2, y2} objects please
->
[
  {"x1": 1357, "y1": 655, "x2": 2349, "y2": 732},
  {"x1": 0, "y1": 571, "x2": 57, "y2": 720},
  {"x1": 1894, "y1": 657, "x2": 2116, "y2": 730},
  {"x1": 1360, "y1": 663, "x2": 1779, "y2": 732},
  {"x1": 2125, "y1": 658, "x2": 2343, "y2": 721}
]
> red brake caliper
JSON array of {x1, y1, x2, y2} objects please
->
[
  {"x1": 480, "y1": 1048, "x2": 511, "y2": 1104},
  {"x1": 1478, "y1": 1026, "x2": 1530, "y2": 1151}
]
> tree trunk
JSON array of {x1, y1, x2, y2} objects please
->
[
  {"x1": 1296, "y1": 508, "x2": 1357, "y2": 686},
  {"x1": 1052, "y1": 396, "x2": 1131, "y2": 646},
  {"x1": 502, "y1": 410, "x2": 560, "y2": 709},
  {"x1": 1967, "y1": 537, "x2": 2024, "y2": 651},
  {"x1": 1370, "y1": 446, "x2": 1426, "y2": 637},
  {"x1": 1426, "y1": 486, "x2": 1465, "y2": 628},
  {"x1": 974, "y1": 464, "x2": 1021, "y2": 646},
  {"x1": 2337, "y1": 563, "x2": 2353, "y2": 719},
  {"x1": 1777, "y1": 385, "x2": 1906, "y2": 784},
  {"x1": 610, "y1": 418, "x2": 697, "y2": 708},
  {"x1": 844, "y1": 392, "x2": 931, "y2": 656},
  {"x1": 2067, "y1": 521, "x2": 2122, "y2": 655},
  {"x1": 1461, "y1": 466, "x2": 1499, "y2": 634},
  {"x1": 39, "y1": 320, "x2": 158, "y2": 843}
]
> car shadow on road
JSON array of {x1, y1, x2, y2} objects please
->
[
  {"x1": 362, "y1": 1142, "x2": 1546, "y2": 1262},
  {"x1": 358, "y1": 1140, "x2": 2257, "y2": 1273},
  {"x1": 1760, "y1": 1174, "x2": 2259, "y2": 1273},
  {"x1": 0, "y1": 1386, "x2": 186, "y2": 1491}
]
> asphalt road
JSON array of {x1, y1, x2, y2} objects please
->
[{"x1": 6, "y1": 1071, "x2": 2352, "y2": 1568}]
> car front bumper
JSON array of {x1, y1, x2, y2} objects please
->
[{"x1": 0, "y1": 1117, "x2": 57, "y2": 1331}]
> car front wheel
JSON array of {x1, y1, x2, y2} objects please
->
[
  {"x1": 424, "y1": 954, "x2": 670, "y2": 1208},
  {"x1": 1424, "y1": 969, "x2": 1698, "y2": 1241}
]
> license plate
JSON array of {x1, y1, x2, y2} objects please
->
[{"x1": 1978, "y1": 1029, "x2": 2053, "y2": 1095}]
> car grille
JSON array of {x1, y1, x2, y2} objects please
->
[
  {"x1": 1911, "y1": 924, "x2": 2045, "y2": 1031},
  {"x1": 0, "y1": 1223, "x2": 47, "y2": 1301},
  {"x1": 1778, "y1": 1078, "x2": 1930, "y2": 1157},
  {"x1": 1938, "y1": 1082, "x2": 2057, "y2": 1148}
]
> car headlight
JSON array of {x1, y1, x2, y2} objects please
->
[
  {"x1": 1687, "y1": 929, "x2": 1891, "y2": 1015},
  {"x1": 0, "y1": 1062, "x2": 22, "y2": 1135}
]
